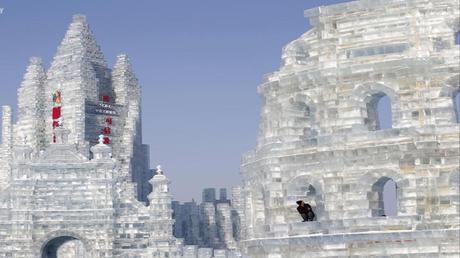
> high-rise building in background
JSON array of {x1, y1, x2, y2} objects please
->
[
  {"x1": 172, "y1": 187, "x2": 243, "y2": 252},
  {"x1": 202, "y1": 188, "x2": 217, "y2": 203},
  {"x1": 219, "y1": 188, "x2": 227, "y2": 201}
]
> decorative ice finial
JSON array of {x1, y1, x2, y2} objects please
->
[
  {"x1": 156, "y1": 165, "x2": 163, "y2": 175},
  {"x1": 98, "y1": 134, "x2": 105, "y2": 145},
  {"x1": 72, "y1": 14, "x2": 87, "y2": 23},
  {"x1": 30, "y1": 57, "x2": 42, "y2": 66}
]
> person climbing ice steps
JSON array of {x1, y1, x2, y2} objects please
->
[{"x1": 296, "y1": 200, "x2": 315, "y2": 222}]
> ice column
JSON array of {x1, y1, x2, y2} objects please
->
[
  {"x1": 1, "y1": 106, "x2": 12, "y2": 149},
  {"x1": 0, "y1": 106, "x2": 13, "y2": 190}
]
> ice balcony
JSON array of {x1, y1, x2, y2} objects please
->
[
  {"x1": 253, "y1": 215, "x2": 422, "y2": 239},
  {"x1": 288, "y1": 215, "x2": 421, "y2": 237},
  {"x1": 243, "y1": 228, "x2": 459, "y2": 254}
]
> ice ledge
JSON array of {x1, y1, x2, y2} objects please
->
[
  {"x1": 304, "y1": 0, "x2": 413, "y2": 19},
  {"x1": 242, "y1": 228, "x2": 459, "y2": 247}
]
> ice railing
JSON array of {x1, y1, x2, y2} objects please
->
[{"x1": 264, "y1": 215, "x2": 422, "y2": 237}]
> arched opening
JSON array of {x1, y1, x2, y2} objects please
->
[
  {"x1": 41, "y1": 236, "x2": 87, "y2": 258},
  {"x1": 453, "y1": 90, "x2": 460, "y2": 123},
  {"x1": 291, "y1": 101, "x2": 311, "y2": 119},
  {"x1": 370, "y1": 177, "x2": 398, "y2": 217},
  {"x1": 366, "y1": 93, "x2": 392, "y2": 130},
  {"x1": 383, "y1": 179, "x2": 397, "y2": 216}
]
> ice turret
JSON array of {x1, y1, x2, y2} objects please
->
[
  {"x1": 14, "y1": 57, "x2": 47, "y2": 150},
  {"x1": 112, "y1": 54, "x2": 150, "y2": 201},
  {"x1": 112, "y1": 54, "x2": 142, "y2": 160},
  {"x1": 148, "y1": 166, "x2": 174, "y2": 240},
  {"x1": 113, "y1": 54, "x2": 140, "y2": 106}
]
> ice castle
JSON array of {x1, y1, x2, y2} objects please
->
[{"x1": 0, "y1": 14, "x2": 181, "y2": 257}]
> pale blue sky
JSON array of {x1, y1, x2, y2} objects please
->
[{"x1": 0, "y1": 1, "x2": 458, "y2": 202}]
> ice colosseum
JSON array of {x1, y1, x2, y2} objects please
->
[{"x1": 240, "y1": 0, "x2": 460, "y2": 257}]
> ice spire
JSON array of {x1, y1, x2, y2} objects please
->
[
  {"x1": 112, "y1": 53, "x2": 142, "y2": 157},
  {"x1": 47, "y1": 14, "x2": 109, "y2": 99},
  {"x1": 111, "y1": 54, "x2": 148, "y2": 202},
  {"x1": 55, "y1": 14, "x2": 107, "y2": 70},
  {"x1": 112, "y1": 54, "x2": 140, "y2": 105},
  {"x1": 14, "y1": 57, "x2": 47, "y2": 149},
  {"x1": 44, "y1": 14, "x2": 111, "y2": 147}
]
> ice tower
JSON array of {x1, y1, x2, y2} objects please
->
[{"x1": 241, "y1": 0, "x2": 460, "y2": 257}]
